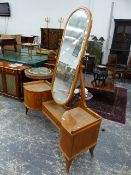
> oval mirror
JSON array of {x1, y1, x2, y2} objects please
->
[{"x1": 52, "y1": 7, "x2": 92, "y2": 105}]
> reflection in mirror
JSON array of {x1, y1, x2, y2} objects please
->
[{"x1": 52, "y1": 8, "x2": 92, "y2": 104}]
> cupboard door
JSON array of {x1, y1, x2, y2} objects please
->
[
  {"x1": 41, "y1": 28, "x2": 63, "y2": 50},
  {"x1": 5, "y1": 74, "x2": 17, "y2": 96},
  {"x1": 111, "y1": 20, "x2": 131, "y2": 65},
  {"x1": 41, "y1": 28, "x2": 48, "y2": 49},
  {"x1": 0, "y1": 72, "x2": 3, "y2": 92},
  {"x1": 48, "y1": 29, "x2": 59, "y2": 50},
  {"x1": 4, "y1": 68, "x2": 20, "y2": 98}
]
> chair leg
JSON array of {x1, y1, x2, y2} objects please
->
[{"x1": 66, "y1": 158, "x2": 72, "y2": 174}]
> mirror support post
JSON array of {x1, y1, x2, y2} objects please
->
[{"x1": 79, "y1": 64, "x2": 86, "y2": 107}]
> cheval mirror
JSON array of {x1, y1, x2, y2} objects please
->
[
  {"x1": 52, "y1": 7, "x2": 92, "y2": 105},
  {"x1": 41, "y1": 7, "x2": 101, "y2": 173}
]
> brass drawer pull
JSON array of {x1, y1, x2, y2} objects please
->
[{"x1": 4, "y1": 69, "x2": 15, "y2": 74}]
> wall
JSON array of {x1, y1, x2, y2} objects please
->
[{"x1": 0, "y1": 0, "x2": 91, "y2": 37}]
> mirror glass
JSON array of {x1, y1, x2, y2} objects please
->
[{"x1": 52, "y1": 8, "x2": 91, "y2": 104}]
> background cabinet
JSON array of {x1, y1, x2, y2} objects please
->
[
  {"x1": 0, "y1": 61, "x2": 28, "y2": 99},
  {"x1": 40, "y1": 28, "x2": 63, "y2": 50},
  {"x1": 110, "y1": 19, "x2": 131, "y2": 65},
  {"x1": 21, "y1": 36, "x2": 35, "y2": 43}
]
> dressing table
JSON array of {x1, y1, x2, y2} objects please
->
[{"x1": 24, "y1": 7, "x2": 102, "y2": 173}]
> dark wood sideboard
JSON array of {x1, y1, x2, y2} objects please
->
[
  {"x1": 110, "y1": 19, "x2": 131, "y2": 65},
  {"x1": 0, "y1": 61, "x2": 29, "y2": 99},
  {"x1": 40, "y1": 28, "x2": 63, "y2": 50},
  {"x1": 21, "y1": 36, "x2": 35, "y2": 43}
]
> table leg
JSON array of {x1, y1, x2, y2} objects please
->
[
  {"x1": 66, "y1": 158, "x2": 72, "y2": 174},
  {"x1": 26, "y1": 107, "x2": 29, "y2": 114},
  {"x1": 1, "y1": 45, "x2": 4, "y2": 55},
  {"x1": 14, "y1": 43, "x2": 17, "y2": 52}
]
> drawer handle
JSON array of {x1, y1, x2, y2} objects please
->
[{"x1": 5, "y1": 69, "x2": 15, "y2": 74}]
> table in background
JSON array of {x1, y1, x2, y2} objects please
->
[
  {"x1": 0, "y1": 53, "x2": 48, "y2": 67},
  {"x1": 0, "y1": 38, "x2": 17, "y2": 55},
  {"x1": 21, "y1": 43, "x2": 40, "y2": 57}
]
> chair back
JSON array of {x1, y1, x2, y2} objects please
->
[
  {"x1": 107, "y1": 54, "x2": 117, "y2": 65},
  {"x1": 127, "y1": 56, "x2": 131, "y2": 66}
]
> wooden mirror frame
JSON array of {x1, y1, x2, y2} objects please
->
[{"x1": 51, "y1": 7, "x2": 92, "y2": 105}]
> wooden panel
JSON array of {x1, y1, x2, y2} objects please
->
[
  {"x1": 110, "y1": 20, "x2": 131, "y2": 65},
  {"x1": 24, "y1": 81, "x2": 52, "y2": 111},
  {"x1": 1, "y1": 34, "x2": 21, "y2": 52},
  {"x1": 48, "y1": 29, "x2": 59, "y2": 50},
  {"x1": 41, "y1": 28, "x2": 63, "y2": 50},
  {"x1": 42, "y1": 100, "x2": 66, "y2": 128},
  {"x1": 5, "y1": 74, "x2": 17, "y2": 95},
  {"x1": 0, "y1": 61, "x2": 29, "y2": 99},
  {"x1": 0, "y1": 73, "x2": 3, "y2": 91},
  {"x1": 60, "y1": 107, "x2": 101, "y2": 160}
]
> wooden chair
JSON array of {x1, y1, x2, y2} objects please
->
[
  {"x1": 107, "y1": 54, "x2": 127, "y2": 79},
  {"x1": 107, "y1": 54, "x2": 117, "y2": 67},
  {"x1": 21, "y1": 36, "x2": 40, "y2": 57},
  {"x1": 125, "y1": 56, "x2": 131, "y2": 79}
]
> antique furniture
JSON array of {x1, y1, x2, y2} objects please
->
[
  {"x1": 40, "y1": 28, "x2": 63, "y2": 50},
  {"x1": 21, "y1": 36, "x2": 35, "y2": 43},
  {"x1": 24, "y1": 67, "x2": 53, "y2": 80},
  {"x1": 0, "y1": 38, "x2": 17, "y2": 55},
  {"x1": 24, "y1": 7, "x2": 102, "y2": 173},
  {"x1": 105, "y1": 55, "x2": 131, "y2": 80},
  {"x1": 24, "y1": 67, "x2": 53, "y2": 112},
  {"x1": 0, "y1": 34, "x2": 21, "y2": 52},
  {"x1": 86, "y1": 75, "x2": 115, "y2": 95},
  {"x1": 83, "y1": 53, "x2": 96, "y2": 73},
  {"x1": 21, "y1": 42, "x2": 40, "y2": 57},
  {"x1": 110, "y1": 19, "x2": 131, "y2": 65},
  {"x1": 21, "y1": 35, "x2": 41, "y2": 57},
  {"x1": 93, "y1": 65, "x2": 108, "y2": 85},
  {"x1": 125, "y1": 67, "x2": 131, "y2": 79},
  {"x1": 125, "y1": 56, "x2": 131, "y2": 79},
  {"x1": 23, "y1": 80, "x2": 51, "y2": 113},
  {"x1": 0, "y1": 61, "x2": 28, "y2": 99},
  {"x1": 44, "y1": 52, "x2": 57, "y2": 69},
  {"x1": 105, "y1": 54, "x2": 127, "y2": 79},
  {"x1": 107, "y1": 54, "x2": 117, "y2": 67},
  {"x1": 108, "y1": 65, "x2": 126, "y2": 79},
  {"x1": 42, "y1": 7, "x2": 101, "y2": 172},
  {"x1": 0, "y1": 53, "x2": 48, "y2": 67}
]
